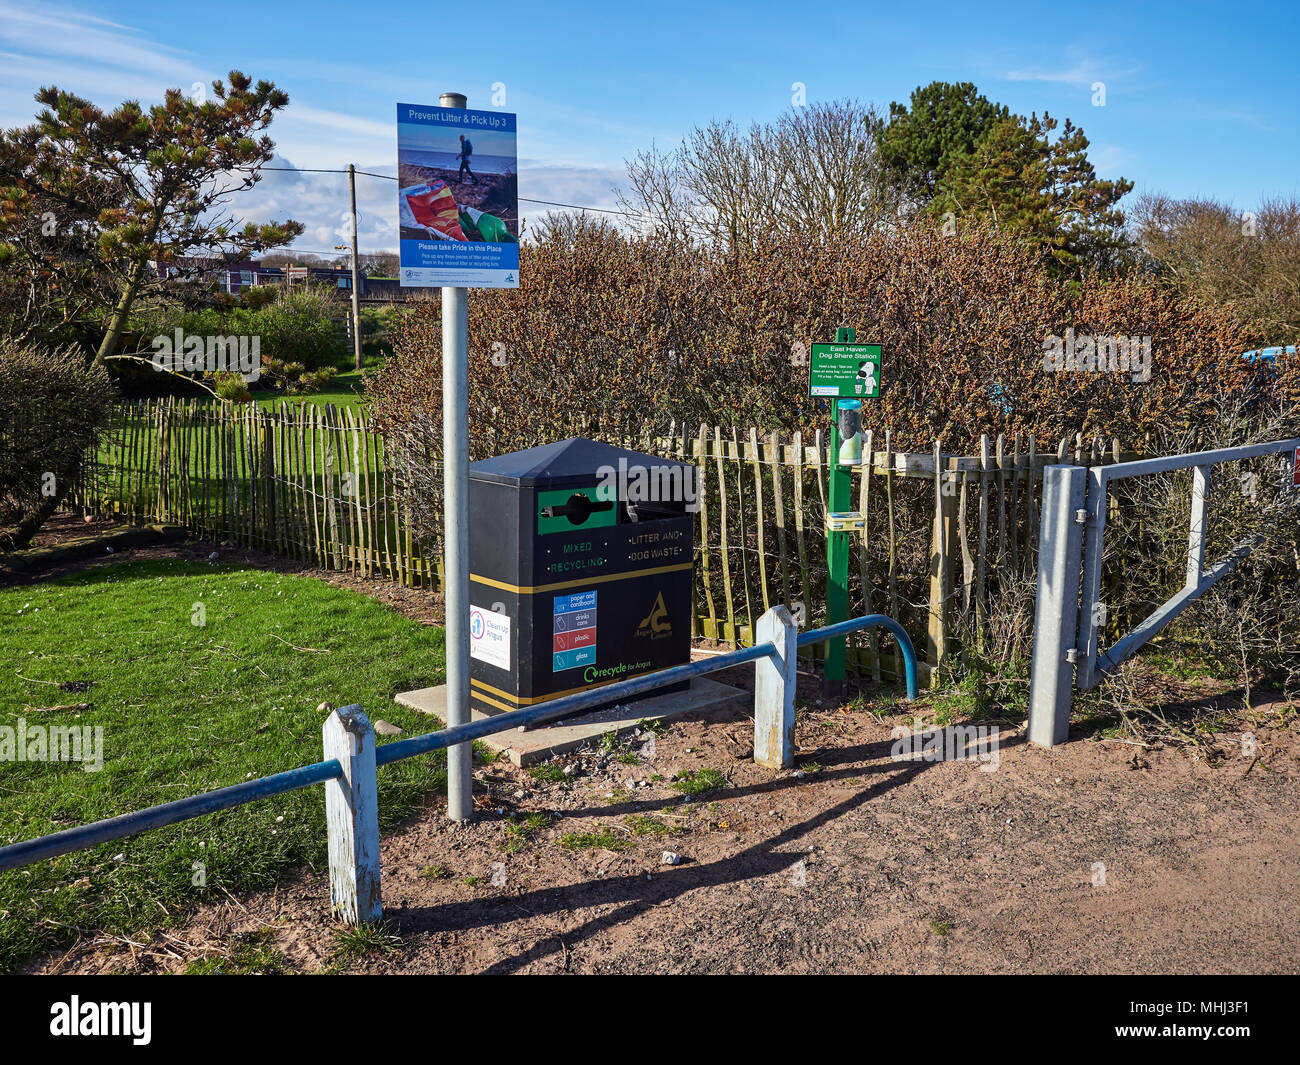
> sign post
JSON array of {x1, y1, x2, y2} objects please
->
[
  {"x1": 397, "y1": 93, "x2": 520, "y2": 822},
  {"x1": 439, "y1": 93, "x2": 471, "y2": 823},
  {"x1": 809, "y1": 330, "x2": 882, "y2": 698}
]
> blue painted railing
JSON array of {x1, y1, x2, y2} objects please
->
[
  {"x1": 798, "y1": 614, "x2": 918, "y2": 701},
  {"x1": 376, "y1": 641, "x2": 778, "y2": 767},
  {"x1": 0, "y1": 760, "x2": 343, "y2": 872},
  {"x1": 0, "y1": 613, "x2": 917, "y2": 875}
]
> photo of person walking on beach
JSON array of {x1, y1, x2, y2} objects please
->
[
  {"x1": 397, "y1": 123, "x2": 517, "y2": 243},
  {"x1": 397, "y1": 103, "x2": 518, "y2": 286},
  {"x1": 458, "y1": 134, "x2": 476, "y2": 184}
]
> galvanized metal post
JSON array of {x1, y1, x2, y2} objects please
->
[
  {"x1": 1027, "y1": 464, "x2": 1087, "y2": 747},
  {"x1": 323, "y1": 706, "x2": 382, "y2": 924},
  {"x1": 440, "y1": 90, "x2": 473, "y2": 823},
  {"x1": 754, "y1": 605, "x2": 798, "y2": 768},
  {"x1": 1074, "y1": 464, "x2": 1109, "y2": 689}
]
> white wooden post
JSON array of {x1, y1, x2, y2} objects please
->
[
  {"x1": 1185, "y1": 464, "x2": 1211, "y2": 588},
  {"x1": 323, "y1": 705, "x2": 382, "y2": 924},
  {"x1": 754, "y1": 605, "x2": 798, "y2": 769}
]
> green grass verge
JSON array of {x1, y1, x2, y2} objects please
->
[
  {"x1": 249, "y1": 368, "x2": 369, "y2": 412},
  {"x1": 670, "y1": 768, "x2": 727, "y2": 796},
  {"x1": 558, "y1": 826, "x2": 631, "y2": 851},
  {"x1": 0, "y1": 558, "x2": 446, "y2": 973},
  {"x1": 183, "y1": 927, "x2": 290, "y2": 975}
]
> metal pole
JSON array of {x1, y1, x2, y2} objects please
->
[
  {"x1": 348, "y1": 164, "x2": 363, "y2": 371},
  {"x1": 440, "y1": 90, "x2": 472, "y2": 822},
  {"x1": 1074, "y1": 464, "x2": 1108, "y2": 689},
  {"x1": 1027, "y1": 464, "x2": 1087, "y2": 747}
]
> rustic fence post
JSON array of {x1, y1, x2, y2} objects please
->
[
  {"x1": 753, "y1": 605, "x2": 798, "y2": 769},
  {"x1": 926, "y1": 445, "x2": 959, "y2": 685},
  {"x1": 322, "y1": 704, "x2": 382, "y2": 924}
]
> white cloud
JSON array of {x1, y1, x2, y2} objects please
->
[
  {"x1": 287, "y1": 105, "x2": 393, "y2": 143},
  {"x1": 990, "y1": 46, "x2": 1143, "y2": 98},
  {"x1": 0, "y1": 2, "x2": 637, "y2": 255},
  {"x1": 1003, "y1": 60, "x2": 1105, "y2": 88},
  {"x1": 0, "y1": 2, "x2": 197, "y2": 82}
]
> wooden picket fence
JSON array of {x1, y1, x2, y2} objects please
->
[
  {"x1": 71, "y1": 399, "x2": 1134, "y2": 685},
  {"x1": 72, "y1": 399, "x2": 440, "y2": 586}
]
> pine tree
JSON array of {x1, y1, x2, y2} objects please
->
[
  {"x1": 879, "y1": 81, "x2": 1010, "y2": 202},
  {"x1": 935, "y1": 113, "x2": 1132, "y2": 274},
  {"x1": 0, "y1": 71, "x2": 303, "y2": 364}
]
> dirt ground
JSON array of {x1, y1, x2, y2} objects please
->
[{"x1": 15, "y1": 516, "x2": 1300, "y2": 975}]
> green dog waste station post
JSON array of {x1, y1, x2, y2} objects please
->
[
  {"x1": 465, "y1": 438, "x2": 695, "y2": 721},
  {"x1": 809, "y1": 327, "x2": 883, "y2": 698}
]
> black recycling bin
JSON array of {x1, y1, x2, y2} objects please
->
[{"x1": 467, "y1": 437, "x2": 694, "y2": 717}]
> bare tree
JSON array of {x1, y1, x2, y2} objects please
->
[
  {"x1": 1131, "y1": 192, "x2": 1300, "y2": 346},
  {"x1": 772, "y1": 100, "x2": 899, "y2": 240},
  {"x1": 619, "y1": 100, "x2": 898, "y2": 250}
]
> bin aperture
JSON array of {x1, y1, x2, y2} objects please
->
[{"x1": 468, "y1": 438, "x2": 694, "y2": 719}]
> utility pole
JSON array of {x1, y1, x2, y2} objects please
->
[
  {"x1": 439, "y1": 92, "x2": 473, "y2": 823},
  {"x1": 348, "y1": 163, "x2": 363, "y2": 371}
]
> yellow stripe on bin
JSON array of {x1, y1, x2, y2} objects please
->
[
  {"x1": 470, "y1": 671, "x2": 661, "y2": 706},
  {"x1": 467, "y1": 687, "x2": 519, "y2": 714},
  {"x1": 469, "y1": 561, "x2": 691, "y2": 596}
]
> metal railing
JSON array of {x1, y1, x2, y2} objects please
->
[
  {"x1": 0, "y1": 605, "x2": 917, "y2": 924},
  {"x1": 0, "y1": 760, "x2": 343, "y2": 873},
  {"x1": 1028, "y1": 438, "x2": 1300, "y2": 747}
]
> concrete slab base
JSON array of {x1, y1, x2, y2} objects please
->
[{"x1": 394, "y1": 677, "x2": 748, "y2": 767}]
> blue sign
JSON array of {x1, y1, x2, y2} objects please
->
[
  {"x1": 553, "y1": 647, "x2": 597, "y2": 672},
  {"x1": 554, "y1": 591, "x2": 597, "y2": 614},
  {"x1": 397, "y1": 103, "x2": 519, "y2": 289},
  {"x1": 553, "y1": 590, "x2": 597, "y2": 672}
]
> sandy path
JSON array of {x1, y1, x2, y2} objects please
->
[{"x1": 33, "y1": 676, "x2": 1299, "y2": 975}]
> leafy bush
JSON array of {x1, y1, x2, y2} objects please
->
[
  {"x1": 210, "y1": 370, "x2": 252, "y2": 403},
  {"x1": 255, "y1": 285, "x2": 345, "y2": 370},
  {"x1": 235, "y1": 285, "x2": 279, "y2": 310},
  {"x1": 119, "y1": 284, "x2": 346, "y2": 397},
  {"x1": 261, "y1": 358, "x2": 338, "y2": 395},
  {"x1": 0, "y1": 340, "x2": 113, "y2": 549},
  {"x1": 371, "y1": 219, "x2": 1276, "y2": 457},
  {"x1": 368, "y1": 220, "x2": 1292, "y2": 550},
  {"x1": 360, "y1": 305, "x2": 403, "y2": 365}
]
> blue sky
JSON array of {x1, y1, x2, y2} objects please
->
[{"x1": 2, "y1": 0, "x2": 1296, "y2": 254}]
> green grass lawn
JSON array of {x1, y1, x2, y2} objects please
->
[
  {"x1": 0, "y1": 558, "x2": 447, "y2": 973},
  {"x1": 252, "y1": 368, "x2": 369, "y2": 412},
  {"x1": 91, "y1": 370, "x2": 388, "y2": 524}
]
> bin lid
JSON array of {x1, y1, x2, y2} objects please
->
[{"x1": 470, "y1": 437, "x2": 692, "y2": 488}]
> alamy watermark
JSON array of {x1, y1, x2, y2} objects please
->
[
  {"x1": 890, "y1": 717, "x2": 1000, "y2": 772},
  {"x1": 151, "y1": 329, "x2": 262, "y2": 382},
  {"x1": 594, "y1": 459, "x2": 700, "y2": 513},
  {"x1": 1042, "y1": 328, "x2": 1151, "y2": 382},
  {"x1": 1, "y1": 718, "x2": 103, "y2": 771},
  {"x1": 50, "y1": 997, "x2": 150, "y2": 1045}
]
